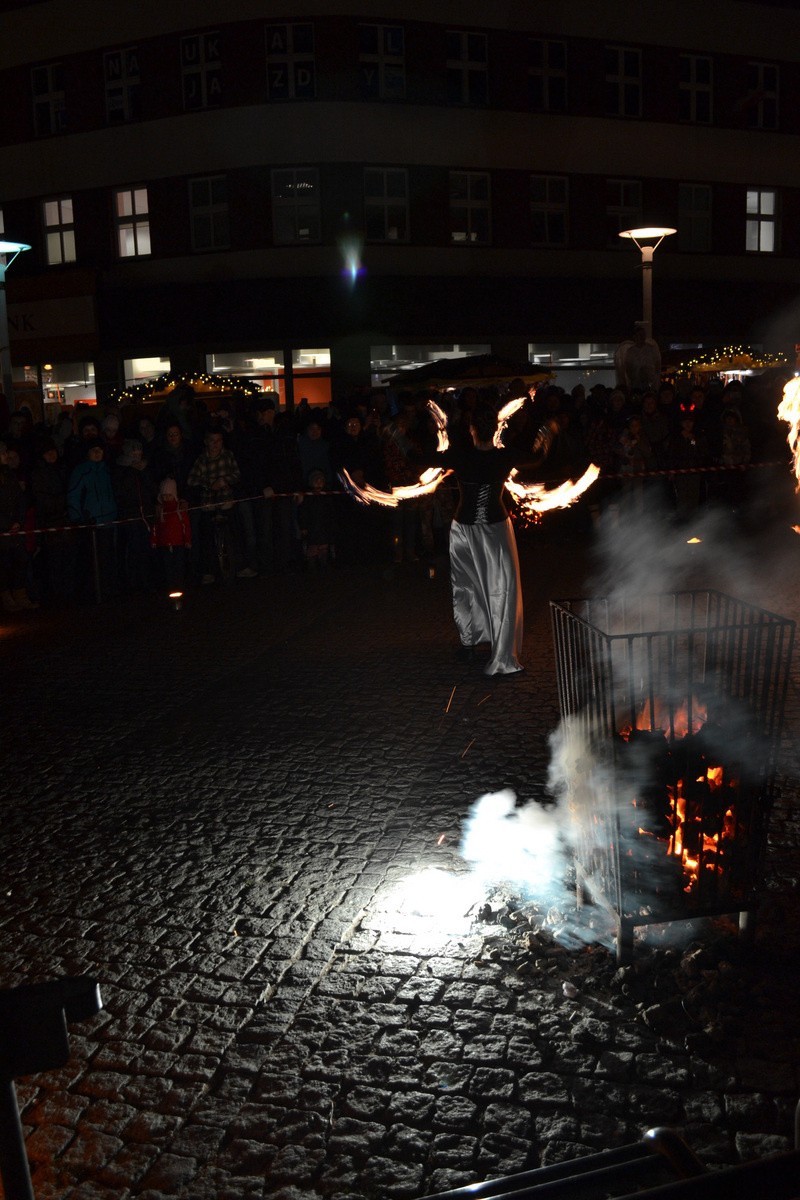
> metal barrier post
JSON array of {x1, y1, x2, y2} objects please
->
[
  {"x1": 90, "y1": 526, "x2": 102, "y2": 605},
  {"x1": 0, "y1": 977, "x2": 102, "y2": 1200},
  {"x1": 0, "y1": 1078, "x2": 34, "y2": 1200}
]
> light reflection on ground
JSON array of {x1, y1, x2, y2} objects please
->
[{"x1": 364, "y1": 867, "x2": 482, "y2": 942}]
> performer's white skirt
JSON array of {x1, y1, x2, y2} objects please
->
[{"x1": 449, "y1": 517, "x2": 524, "y2": 675}]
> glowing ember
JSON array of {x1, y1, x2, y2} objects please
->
[
  {"x1": 620, "y1": 698, "x2": 742, "y2": 895},
  {"x1": 665, "y1": 767, "x2": 734, "y2": 892}
]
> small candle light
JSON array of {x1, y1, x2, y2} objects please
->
[{"x1": 169, "y1": 591, "x2": 184, "y2": 610}]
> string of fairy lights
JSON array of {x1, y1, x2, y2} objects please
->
[
  {"x1": 673, "y1": 345, "x2": 789, "y2": 374},
  {"x1": 107, "y1": 350, "x2": 794, "y2": 406},
  {"x1": 108, "y1": 371, "x2": 265, "y2": 406}
]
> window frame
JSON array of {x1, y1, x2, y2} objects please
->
[
  {"x1": 605, "y1": 45, "x2": 641, "y2": 118},
  {"x1": 113, "y1": 186, "x2": 151, "y2": 259},
  {"x1": 446, "y1": 29, "x2": 488, "y2": 107},
  {"x1": 528, "y1": 38, "x2": 567, "y2": 112},
  {"x1": 678, "y1": 54, "x2": 713, "y2": 124},
  {"x1": 43, "y1": 196, "x2": 76, "y2": 265},
  {"x1": 271, "y1": 167, "x2": 321, "y2": 245},
  {"x1": 32, "y1": 61, "x2": 66, "y2": 136},
  {"x1": 363, "y1": 167, "x2": 409, "y2": 243},
  {"x1": 449, "y1": 170, "x2": 491, "y2": 245},
  {"x1": 104, "y1": 46, "x2": 141, "y2": 124},
  {"x1": 606, "y1": 178, "x2": 642, "y2": 246},
  {"x1": 181, "y1": 31, "x2": 222, "y2": 111},
  {"x1": 678, "y1": 183, "x2": 712, "y2": 253},
  {"x1": 189, "y1": 175, "x2": 230, "y2": 253},
  {"x1": 358, "y1": 23, "x2": 405, "y2": 100},
  {"x1": 746, "y1": 187, "x2": 779, "y2": 253},
  {"x1": 265, "y1": 22, "x2": 316, "y2": 100},
  {"x1": 745, "y1": 61, "x2": 779, "y2": 129},
  {"x1": 530, "y1": 174, "x2": 568, "y2": 246}
]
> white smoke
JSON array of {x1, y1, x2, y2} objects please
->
[
  {"x1": 460, "y1": 788, "x2": 564, "y2": 892},
  {"x1": 459, "y1": 787, "x2": 615, "y2": 949},
  {"x1": 457, "y1": 482, "x2": 800, "y2": 954},
  {"x1": 590, "y1": 503, "x2": 738, "y2": 604}
]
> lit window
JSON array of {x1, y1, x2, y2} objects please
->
[
  {"x1": 104, "y1": 47, "x2": 140, "y2": 123},
  {"x1": 364, "y1": 168, "x2": 408, "y2": 242},
  {"x1": 744, "y1": 62, "x2": 778, "y2": 129},
  {"x1": 272, "y1": 169, "x2": 320, "y2": 244},
  {"x1": 181, "y1": 32, "x2": 222, "y2": 110},
  {"x1": 32, "y1": 62, "x2": 66, "y2": 135},
  {"x1": 43, "y1": 197, "x2": 76, "y2": 265},
  {"x1": 605, "y1": 45, "x2": 641, "y2": 117},
  {"x1": 530, "y1": 175, "x2": 568, "y2": 246},
  {"x1": 124, "y1": 356, "x2": 170, "y2": 387},
  {"x1": 446, "y1": 30, "x2": 488, "y2": 106},
  {"x1": 606, "y1": 178, "x2": 642, "y2": 245},
  {"x1": 266, "y1": 23, "x2": 315, "y2": 99},
  {"x1": 114, "y1": 187, "x2": 150, "y2": 258},
  {"x1": 528, "y1": 39, "x2": 567, "y2": 112},
  {"x1": 449, "y1": 172, "x2": 491, "y2": 244},
  {"x1": 189, "y1": 176, "x2": 229, "y2": 251},
  {"x1": 678, "y1": 184, "x2": 712, "y2": 252},
  {"x1": 746, "y1": 189, "x2": 778, "y2": 253},
  {"x1": 359, "y1": 24, "x2": 405, "y2": 99},
  {"x1": 679, "y1": 55, "x2": 712, "y2": 123}
]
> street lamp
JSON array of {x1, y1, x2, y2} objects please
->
[
  {"x1": 618, "y1": 225, "x2": 676, "y2": 343},
  {"x1": 0, "y1": 240, "x2": 31, "y2": 407}
]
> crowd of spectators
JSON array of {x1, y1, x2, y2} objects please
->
[{"x1": 0, "y1": 369, "x2": 791, "y2": 613}]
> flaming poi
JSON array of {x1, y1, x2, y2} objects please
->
[{"x1": 340, "y1": 398, "x2": 600, "y2": 516}]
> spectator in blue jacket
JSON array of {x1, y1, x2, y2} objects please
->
[
  {"x1": 67, "y1": 439, "x2": 117, "y2": 525},
  {"x1": 67, "y1": 439, "x2": 118, "y2": 599}
]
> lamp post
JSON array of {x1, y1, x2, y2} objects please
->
[
  {"x1": 618, "y1": 225, "x2": 676, "y2": 343},
  {"x1": 0, "y1": 240, "x2": 31, "y2": 408}
]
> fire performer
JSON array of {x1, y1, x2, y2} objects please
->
[
  {"x1": 338, "y1": 397, "x2": 597, "y2": 671},
  {"x1": 426, "y1": 404, "x2": 551, "y2": 676}
]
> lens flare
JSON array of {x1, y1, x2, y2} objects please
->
[{"x1": 339, "y1": 235, "x2": 364, "y2": 283}]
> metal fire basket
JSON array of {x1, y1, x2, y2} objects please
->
[{"x1": 550, "y1": 590, "x2": 795, "y2": 962}]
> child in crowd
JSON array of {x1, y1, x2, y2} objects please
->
[
  {"x1": 151, "y1": 476, "x2": 191, "y2": 590},
  {"x1": 296, "y1": 469, "x2": 335, "y2": 568}
]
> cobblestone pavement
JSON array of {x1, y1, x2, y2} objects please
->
[{"x1": 2, "y1": 509, "x2": 799, "y2": 1199}]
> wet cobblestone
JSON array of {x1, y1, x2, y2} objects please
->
[{"x1": 2, "y1": 516, "x2": 799, "y2": 1198}]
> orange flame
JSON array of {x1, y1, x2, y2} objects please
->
[
  {"x1": 505, "y1": 464, "x2": 601, "y2": 515},
  {"x1": 341, "y1": 399, "x2": 450, "y2": 507},
  {"x1": 620, "y1": 696, "x2": 707, "y2": 740},
  {"x1": 342, "y1": 396, "x2": 600, "y2": 515},
  {"x1": 494, "y1": 397, "x2": 526, "y2": 447},
  {"x1": 658, "y1": 762, "x2": 731, "y2": 891},
  {"x1": 777, "y1": 377, "x2": 800, "y2": 531}
]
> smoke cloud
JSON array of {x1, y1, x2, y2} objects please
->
[{"x1": 458, "y1": 483, "x2": 799, "y2": 953}]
